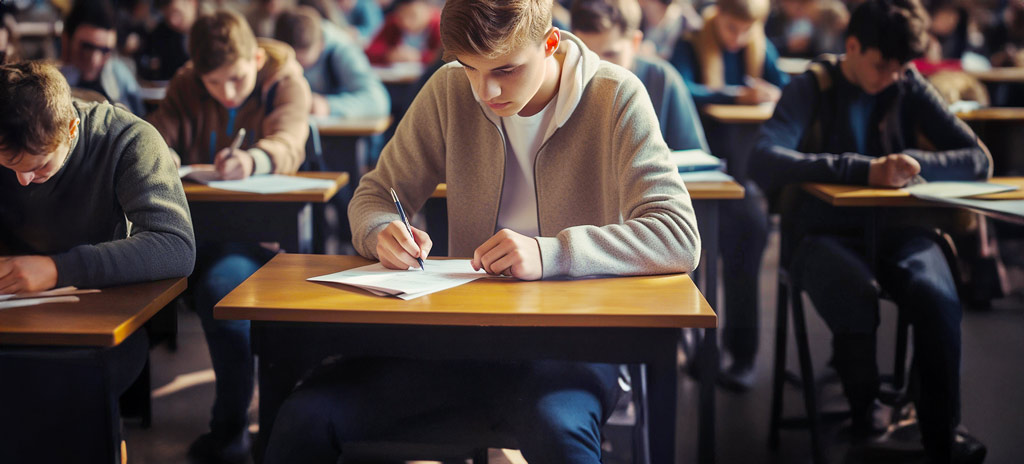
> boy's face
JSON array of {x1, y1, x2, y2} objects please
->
[
  {"x1": 0, "y1": 119, "x2": 80, "y2": 186},
  {"x1": 69, "y1": 25, "x2": 117, "y2": 82},
  {"x1": 200, "y1": 51, "x2": 262, "y2": 109},
  {"x1": 456, "y1": 31, "x2": 557, "y2": 118},
  {"x1": 396, "y1": 2, "x2": 431, "y2": 34},
  {"x1": 715, "y1": 13, "x2": 756, "y2": 53},
  {"x1": 295, "y1": 38, "x2": 325, "y2": 69},
  {"x1": 845, "y1": 37, "x2": 904, "y2": 95},
  {"x1": 163, "y1": 0, "x2": 199, "y2": 34},
  {"x1": 576, "y1": 27, "x2": 642, "y2": 69}
]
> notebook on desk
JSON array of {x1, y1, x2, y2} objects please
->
[
  {"x1": 179, "y1": 165, "x2": 337, "y2": 194},
  {"x1": 671, "y1": 149, "x2": 724, "y2": 173}
]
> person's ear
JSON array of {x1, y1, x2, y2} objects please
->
[
  {"x1": 255, "y1": 46, "x2": 267, "y2": 69},
  {"x1": 68, "y1": 118, "x2": 80, "y2": 142},
  {"x1": 631, "y1": 29, "x2": 643, "y2": 50},
  {"x1": 544, "y1": 28, "x2": 561, "y2": 56},
  {"x1": 845, "y1": 35, "x2": 860, "y2": 56}
]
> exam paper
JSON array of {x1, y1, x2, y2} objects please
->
[
  {"x1": 905, "y1": 181, "x2": 1018, "y2": 199},
  {"x1": 0, "y1": 286, "x2": 99, "y2": 302},
  {"x1": 308, "y1": 259, "x2": 490, "y2": 300},
  {"x1": 679, "y1": 170, "x2": 735, "y2": 183},
  {"x1": 0, "y1": 295, "x2": 81, "y2": 310},
  {"x1": 206, "y1": 175, "x2": 336, "y2": 194}
]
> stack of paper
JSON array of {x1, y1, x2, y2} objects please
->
[
  {"x1": 905, "y1": 181, "x2": 1017, "y2": 198},
  {"x1": 179, "y1": 165, "x2": 337, "y2": 194},
  {"x1": 308, "y1": 259, "x2": 490, "y2": 300},
  {"x1": 0, "y1": 286, "x2": 99, "y2": 310}
]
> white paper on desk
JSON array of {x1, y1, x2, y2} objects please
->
[
  {"x1": 0, "y1": 286, "x2": 99, "y2": 302},
  {"x1": 671, "y1": 149, "x2": 723, "y2": 172},
  {"x1": 205, "y1": 175, "x2": 336, "y2": 194},
  {"x1": 679, "y1": 170, "x2": 735, "y2": 183},
  {"x1": 912, "y1": 195, "x2": 1024, "y2": 219},
  {"x1": 308, "y1": 259, "x2": 489, "y2": 300},
  {"x1": 178, "y1": 164, "x2": 221, "y2": 184},
  {"x1": 905, "y1": 181, "x2": 1018, "y2": 198},
  {"x1": 0, "y1": 295, "x2": 80, "y2": 310}
]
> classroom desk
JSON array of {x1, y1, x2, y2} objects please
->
[
  {"x1": 701, "y1": 103, "x2": 775, "y2": 124},
  {"x1": 956, "y1": 107, "x2": 1024, "y2": 122},
  {"x1": 13, "y1": 21, "x2": 63, "y2": 38},
  {"x1": 777, "y1": 57, "x2": 811, "y2": 76},
  {"x1": 215, "y1": 253, "x2": 717, "y2": 464},
  {"x1": 425, "y1": 179, "x2": 744, "y2": 464},
  {"x1": 183, "y1": 172, "x2": 348, "y2": 254},
  {"x1": 968, "y1": 67, "x2": 1024, "y2": 84}
]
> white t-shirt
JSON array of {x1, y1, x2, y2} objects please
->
[{"x1": 495, "y1": 97, "x2": 558, "y2": 236}]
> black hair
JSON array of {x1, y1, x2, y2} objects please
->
[{"x1": 846, "y1": 0, "x2": 931, "y2": 63}]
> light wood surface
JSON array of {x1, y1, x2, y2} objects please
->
[
  {"x1": 778, "y1": 57, "x2": 811, "y2": 75},
  {"x1": 311, "y1": 116, "x2": 392, "y2": 137},
  {"x1": 701, "y1": 104, "x2": 775, "y2": 123},
  {"x1": 431, "y1": 181, "x2": 744, "y2": 200},
  {"x1": 0, "y1": 278, "x2": 187, "y2": 347},
  {"x1": 956, "y1": 107, "x2": 1024, "y2": 122},
  {"x1": 183, "y1": 171, "x2": 348, "y2": 203},
  {"x1": 803, "y1": 177, "x2": 1024, "y2": 207},
  {"x1": 215, "y1": 254, "x2": 717, "y2": 328},
  {"x1": 968, "y1": 67, "x2": 1024, "y2": 83}
]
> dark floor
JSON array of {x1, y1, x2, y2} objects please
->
[{"x1": 125, "y1": 229, "x2": 1024, "y2": 464}]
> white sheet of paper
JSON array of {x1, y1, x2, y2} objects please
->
[
  {"x1": 178, "y1": 164, "x2": 221, "y2": 184},
  {"x1": 912, "y1": 195, "x2": 1024, "y2": 220},
  {"x1": 205, "y1": 174, "x2": 336, "y2": 194},
  {"x1": 679, "y1": 170, "x2": 735, "y2": 183},
  {"x1": 0, "y1": 295, "x2": 81, "y2": 310},
  {"x1": 0, "y1": 286, "x2": 98, "y2": 302},
  {"x1": 905, "y1": 181, "x2": 1018, "y2": 199},
  {"x1": 308, "y1": 259, "x2": 490, "y2": 300}
]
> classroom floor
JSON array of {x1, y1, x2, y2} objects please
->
[{"x1": 125, "y1": 228, "x2": 1024, "y2": 464}]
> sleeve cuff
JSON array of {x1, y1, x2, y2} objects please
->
[
  {"x1": 847, "y1": 155, "x2": 873, "y2": 185},
  {"x1": 248, "y1": 148, "x2": 273, "y2": 175},
  {"x1": 535, "y1": 236, "x2": 569, "y2": 279}
]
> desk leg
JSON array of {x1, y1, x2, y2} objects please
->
[
  {"x1": 646, "y1": 329, "x2": 682, "y2": 464},
  {"x1": 697, "y1": 200, "x2": 719, "y2": 464},
  {"x1": 297, "y1": 203, "x2": 313, "y2": 254}
]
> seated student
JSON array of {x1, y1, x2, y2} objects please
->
[
  {"x1": 147, "y1": 9, "x2": 310, "y2": 464},
  {"x1": 669, "y1": 0, "x2": 789, "y2": 106},
  {"x1": 262, "y1": 0, "x2": 700, "y2": 462},
  {"x1": 248, "y1": 0, "x2": 290, "y2": 38},
  {"x1": 365, "y1": 0, "x2": 441, "y2": 65},
  {"x1": 0, "y1": 61, "x2": 195, "y2": 462},
  {"x1": 275, "y1": 6, "x2": 390, "y2": 117},
  {"x1": 138, "y1": 0, "x2": 200, "y2": 82},
  {"x1": 59, "y1": 0, "x2": 145, "y2": 115},
  {"x1": 751, "y1": 0, "x2": 988, "y2": 461},
  {"x1": 637, "y1": 0, "x2": 703, "y2": 60},
  {"x1": 337, "y1": 0, "x2": 385, "y2": 45},
  {"x1": 765, "y1": 0, "x2": 850, "y2": 58},
  {"x1": 572, "y1": 0, "x2": 708, "y2": 152}
]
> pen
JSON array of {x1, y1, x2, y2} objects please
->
[
  {"x1": 390, "y1": 187, "x2": 426, "y2": 270},
  {"x1": 226, "y1": 128, "x2": 246, "y2": 160}
]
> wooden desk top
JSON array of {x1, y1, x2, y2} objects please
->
[
  {"x1": 968, "y1": 67, "x2": 1024, "y2": 83},
  {"x1": 215, "y1": 254, "x2": 717, "y2": 329},
  {"x1": 14, "y1": 21, "x2": 62, "y2": 37},
  {"x1": 431, "y1": 180, "x2": 745, "y2": 200},
  {"x1": 0, "y1": 278, "x2": 186, "y2": 347},
  {"x1": 956, "y1": 107, "x2": 1024, "y2": 122},
  {"x1": 183, "y1": 171, "x2": 349, "y2": 203},
  {"x1": 372, "y1": 63, "x2": 427, "y2": 84},
  {"x1": 803, "y1": 177, "x2": 1024, "y2": 207},
  {"x1": 311, "y1": 116, "x2": 392, "y2": 137},
  {"x1": 778, "y1": 57, "x2": 811, "y2": 75},
  {"x1": 701, "y1": 104, "x2": 775, "y2": 124}
]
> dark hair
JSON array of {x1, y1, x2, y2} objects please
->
[
  {"x1": 571, "y1": 0, "x2": 642, "y2": 34},
  {"x1": 275, "y1": 7, "x2": 322, "y2": 52},
  {"x1": 64, "y1": 0, "x2": 118, "y2": 38},
  {"x1": 441, "y1": 0, "x2": 552, "y2": 59},
  {"x1": 847, "y1": 0, "x2": 931, "y2": 63},
  {"x1": 189, "y1": 9, "x2": 258, "y2": 75},
  {"x1": 0, "y1": 61, "x2": 76, "y2": 159}
]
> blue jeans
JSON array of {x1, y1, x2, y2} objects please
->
[
  {"x1": 193, "y1": 242, "x2": 275, "y2": 439},
  {"x1": 793, "y1": 232, "x2": 962, "y2": 462},
  {"x1": 264, "y1": 358, "x2": 623, "y2": 464}
]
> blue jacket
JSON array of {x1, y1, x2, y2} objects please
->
[
  {"x1": 632, "y1": 55, "x2": 709, "y2": 152},
  {"x1": 669, "y1": 38, "x2": 789, "y2": 105},
  {"x1": 305, "y1": 21, "x2": 390, "y2": 118}
]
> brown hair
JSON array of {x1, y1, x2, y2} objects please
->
[
  {"x1": 440, "y1": 0, "x2": 553, "y2": 60},
  {"x1": 571, "y1": 0, "x2": 642, "y2": 35},
  {"x1": 275, "y1": 6, "x2": 322, "y2": 52},
  {"x1": 189, "y1": 9, "x2": 258, "y2": 75},
  {"x1": 694, "y1": 2, "x2": 768, "y2": 89},
  {"x1": 0, "y1": 61, "x2": 76, "y2": 160},
  {"x1": 717, "y1": 0, "x2": 770, "y2": 22}
]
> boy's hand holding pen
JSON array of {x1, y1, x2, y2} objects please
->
[{"x1": 214, "y1": 128, "x2": 254, "y2": 180}]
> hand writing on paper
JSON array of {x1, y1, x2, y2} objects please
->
[
  {"x1": 377, "y1": 220, "x2": 433, "y2": 270},
  {"x1": 472, "y1": 229, "x2": 542, "y2": 281},
  {"x1": 214, "y1": 148, "x2": 255, "y2": 180},
  {"x1": 868, "y1": 153, "x2": 921, "y2": 188},
  {"x1": 737, "y1": 78, "x2": 781, "y2": 105},
  {"x1": 0, "y1": 256, "x2": 58, "y2": 294}
]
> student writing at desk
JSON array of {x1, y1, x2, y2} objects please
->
[
  {"x1": 0, "y1": 61, "x2": 195, "y2": 461},
  {"x1": 751, "y1": 0, "x2": 989, "y2": 461},
  {"x1": 263, "y1": 0, "x2": 701, "y2": 462},
  {"x1": 147, "y1": 9, "x2": 311, "y2": 464}
]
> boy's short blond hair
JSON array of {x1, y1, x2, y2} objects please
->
[
  {"x1": 717, "y1": 0, "x2": 770, "y2": 22},
  {"x1": 441, "y1": 0, "x2": 553, "y2": 60},
  {"x1": 571, "y1": 0, "x2": 642, "y2": 35},
  {"x1": 189, "y1": 9, "x2": 258, "y2": 75},
  {"x1": 0, "y1": 61, "x2": 76, "y2": 160}
]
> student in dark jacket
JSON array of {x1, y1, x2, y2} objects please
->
[
  {"x1": 751, "y1": 1, "x2": 988, "y2": 461},
  {"x1": 138, "y1": 0, "x2": 200, "y2": 81}
]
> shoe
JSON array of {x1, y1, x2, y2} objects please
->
[
  {"x1": 949, "y1": 429, "x2": 986, "y2": 464},
  {"x1": 187, "y1": 431, "x2": 252, "y2": 464},
  {"x1": 717, "y1": 361, "x2": 755, "y2": 392}
]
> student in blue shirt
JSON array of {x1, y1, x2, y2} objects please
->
[
  {"x1": 571, "y1": 0, "x2": 709, "y2": 153},
  {"x1": 752, "y1": 1, "x2": 988, "y2": 461}
]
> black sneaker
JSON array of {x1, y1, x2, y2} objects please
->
[
  {"x1": 949, "y1": 430, "x2": 986, "y2": 464},
  {"x1": 717, "y1": 361, "x2": 755, "y2": 392},
  {"x1": 187, "y1": 431, "x2": 252, "y2": 464}
]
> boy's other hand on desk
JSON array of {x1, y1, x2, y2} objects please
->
[
  {"x1": 868, "y1": 153, "x2": 921, "y2": 188},
  {"x1": 0, "y1": 256, "x2": 58, "y2": 294},
  {"x1": 377, "y1": 221, "x2": 433, "y2": 270},
  {"x1": 214, "y1": 148, "x2": 255, "y2": 180},
  {"x1": 737, "y1": 78, "x2": 781, "y2": 105},
  {"x1": 472, "y1": 229, "x2": 542, "y2": 281},
  {"x1": 311, "y1": 93, "x2": 330, "y2": 117}
]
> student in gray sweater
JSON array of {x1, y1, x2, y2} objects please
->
[
  {"x1": 263, "y1": 1, "x2": 700, "y2": 463},
  {"x1": 0, "y1": 61, "x2": 195, "y2": 463},
  {"x1": 275, "y1": 6, "x2": 390, "y2": 118}
]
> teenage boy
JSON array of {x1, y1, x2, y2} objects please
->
[
  {"x1": 275, "y1": 6, "x2": 390, "y2": 117},
  {"x1": 0, "y1": 61, "x2": 195, "y2": 463},
  {"x1": 147, "y1": 9, "x2": 311, "y2": 464},
  {"x1": 752, "y1": 0, "x2": 988, "y2": 462},
  {"x1": 571, "y1": 0, "x2": 708, "y2": 152},
  {"x1": 138, "y1": 0, "x2": 200, "y2": 81},
  {"x1": 262, "y1": 0, "x2": 701, "y2": 462},
  {"x1": 60, "y1": 0, "x2": 145, "y2": 115}
]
